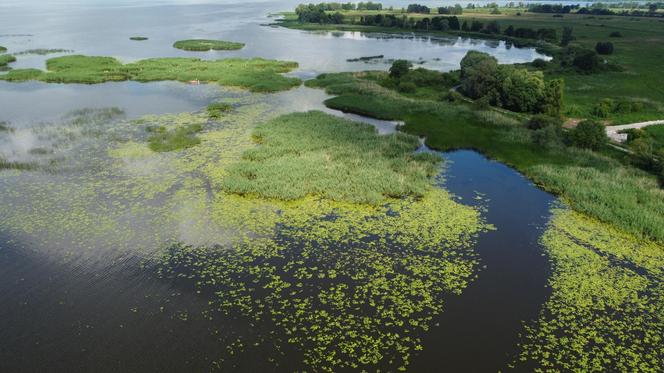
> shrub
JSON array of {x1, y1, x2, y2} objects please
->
[
  {"x1": 591, "y1": 98, "x2": 614, "y2": 118},
  {"x1": 595, "y1": 41, "x2": 614, "y2": 55},
  {"x1": 397, "y1": 81, "x2": 417, "y2": 93},
  {"x1": 527, "y1": 114, "x2": 562, "y2": 130},
  {"x1": 532, "y1": 58, "x2": 548, "y2": 69},
  {"x1": 532, "y1": 125, "x2": 564, "y2": 148},
  {"x1": 389, "y1": 60, "x2": 412, "y2": 79},
  {"x1": 569, "y1": 120, "x2": 608, "y2": 150},
  {"x1": 572, "y1": 50, "x2": 601, "y2": 72}
]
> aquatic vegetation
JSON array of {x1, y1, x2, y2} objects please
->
[
  {"x1": 515, "y1": 208, "x2": 663, "y2": 372},
  {"x1": 173, "y1": 39, "x2": 245, "y2": 51},
  {"x1": 0, "y1": 122, "x2": 13, "y2": 132},
  {"x1": 206, "y1": 102, "x2": 233, "y2": 119},
  {"x1": 0, "y1": 55, "x2": 301, "y2": 92},
  {"x1": 0, "y1": 98, "x2": 486, "y2": 371},
  {"x1": 157, "y1": 187, "x2": 487, "y2": 371},
  {"x1": 307, "y1": 70, "x2": 664, "y2": 243},
  {"x1": 14, "y1": 49, "x2": 73, "y2": 55},
  {"x1": 0, "y1": 46, "x2": 6, "y2": 53},
  {"x1": 223, "y1": 111, "x2": 440, "y2": 204},
  {"x1": 129, "y1": 36, "x2": 148, "y2": 41},
  {"x1": 148, "y1": 124, "x2": 203, "y2": 152},
  {"x1": 0, "y1": 54, "x2": 16, "y2": 67}
]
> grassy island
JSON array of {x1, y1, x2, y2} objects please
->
[
  {"x1": 129, "y1": 36, "x2": 148, "y2": 41},
  {"x1": 173, "y1": 39, "x2": 245, "y2": 51},
  {"x1": 0, "y1": 54, "x2": 16, "y2": 67},
  {"x1": 0, "y1": 55, "x2": 301, "y2": 92}
]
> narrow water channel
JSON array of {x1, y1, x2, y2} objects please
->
[{"x1": 412, "y1": 150, "x2": 555, "y2": 371}]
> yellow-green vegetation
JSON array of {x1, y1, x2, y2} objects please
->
[
  {"x1": 0, "y1": 102, "x2": 488, "y2": 371},
  {"x1": 173, "y1": 39, "x2": 245, "y2": 51},
  {"x1": 147, "y1": 123, "x2": 203, "y2": 152},
  {"x1": 0, "y1": 54, "x2": 16, "y2": 67},
  {"x1": 515, "y1": 208, "x2": 663, "y2": 372},
  {"x1": 307, "y1": 70, "x2": 664, "y2": 242},
  {"x1": 206, "y1": 102, "x2": 233, "y2": 119},
  {"x1": 0, "y1": 55, "x2": 301, "y2": 92},
  {"x1": 222, "y1": 111, "x2": 440, "y2": 204}
]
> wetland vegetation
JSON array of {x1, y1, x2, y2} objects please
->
[
  {"x1": 1, "y1": 1, "x2": 663, "y2": 372},
  {"x1": 0, "y1": 55, "x2": 301, "y2": 92},
  {"x1": 173, "y1": 39, "x2": 245, "y2": 51}
]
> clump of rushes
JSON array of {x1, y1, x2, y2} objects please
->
[
  {"x1": 222, "y1": 111, "x2": 441, "y2": 205},
  {"x1": 0, "y1": 46, "x2": 6, "y2": 53},
  {"x1": 0, "y1": 55, "x2": 301, "y2": 92},
  {"x1": 147, "y1": 123, "x2": 203, "y2": 152},
  {"x1": 0, "y1": 54, "x2": 16, "y2": 67},
  {"x1": 206, "y1": 102, "x2": 233, "y2": 119},
  {"x1": 173, "y1": 39, "x2": 245, "y2": 51},
  {"x1": 129, "y1": 36, "x2": 148, "y2": 41}
]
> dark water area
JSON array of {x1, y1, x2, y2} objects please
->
[{"x1": 411, "y1": 150, "x2": 555, "y2": 372}]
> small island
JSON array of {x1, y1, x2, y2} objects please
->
[
  {"x1": 173, "y1": 39, "x2": 245, "y2": 51},
  {"x1": 129, "y1": 36, "x2": 149, "y2": 41}
]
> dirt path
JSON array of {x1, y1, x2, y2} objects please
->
[{"x1": 606, "y1": 120, "x2": 664, "y2": 142}]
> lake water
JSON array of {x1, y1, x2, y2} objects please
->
[{"x1": 1, "y1": 1, "x2": 561, "y2": 371}]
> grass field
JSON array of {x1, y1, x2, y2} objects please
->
[
  {"x1": 0, "y1": 55, "x2": 301, "y2": 92},
  {"x1": 306, "y1": 70, "x2": 664, "y2": 242},
  {"x1": 280, "y1": 8, "x2": 664, "y2": 124}
]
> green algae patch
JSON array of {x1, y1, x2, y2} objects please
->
[
  {"x1": 0, "y1": 55, "x2": 301, "y2": 92},
  {"x1": 173, "y1": 39, "x2": 245, "y2": 51},
  {"x1": 514, "y1": 208, "x2": 664, "y2": 372},
  {"x1": 0, "y1": 54, "x2": 16, "y2": 67},
  {"x1": 223, "y1": 111, "x2": 440, "y2": 205}
]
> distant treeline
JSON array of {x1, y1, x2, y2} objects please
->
[{"x1": 528, "y1": 2, "x2": 663, "y2": 17}]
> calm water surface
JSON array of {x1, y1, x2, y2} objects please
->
[{"x1": 1, "y1": 1, "x2": 562, "y2": 371}]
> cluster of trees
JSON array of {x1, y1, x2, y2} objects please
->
[
  {"x1": 624, "y1": 129, "x2": 664, "y2": 180},
  {"x1": 503, "y1": 25, "x2": 557, "y2": 41},
  {"x1": 438, "y1": 5, "x2": 463, "y2": 15},
  {"x1": 295, "y1": 2, "x2": 382, "y2": 14},
  {"x1": 295, "y1": 4, "x2": 345, "y2": 23},
  {"x1": 358, "y1": 14, "x2": 462, "y2": 31},
  {"x1": 527, "y1": 4, "x2": 580, "y2": 13},
  {"x1": 406, "y1": 4, "x2": 430, "y2": 14},
  {"x1": 576, "y1": 4, "x2": 663, "y2": 17},
  {"x1": 460, "y1": 51, "x2": 564, "y2": 114}
]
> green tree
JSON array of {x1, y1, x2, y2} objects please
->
[
  {"x1": 561, "y1": 27, "x2": 574, "y2": 46},
  {"x1": 389, "y1": 60, "x2": 413, "y2": 79},
  {"x1": 460, "y1": 51, "x2": 499, "y2": 99},
  {"x1": 569, "y1": 120, "x2": 608, "y2": 150}
]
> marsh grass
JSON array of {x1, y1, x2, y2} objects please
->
[
  {"x1": 14, "y1": 49, "x2": 73, "y2": 56},
  {"x1": 129, "y1": 36, "x2": 148, "y2": 41},
  {"x1": 222, "y1": 111, "x2": 441, "y2": 204},
  {"x1": 173, "y1": 39, "x2": 245, "y2": 51},
  {"x1": 0, "y1": 55, "x2": 301, "y2": 92},
  {"x1": 206, "y1": 102, "x2": 233, "y2": 119},
  {"x1": 148, "y1": 123, "x2": 203, "y2": 152},
  {"x1": 0, "y1": 46, "x2": 6, "y2": 53},
  {"x1": 308, "y1": 70, "x2": 664, "y2": 242},
  {"x1": 0, "y1": 54, "x2": 16, "y2": 67}
]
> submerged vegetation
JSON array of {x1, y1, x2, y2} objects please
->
[
  {"x1": 516, "y1": 208, "x2": 663, "y2": 371},
  {"x1": 223, "y1": 111, "x2": 439, "y2": 204},
  {"x1": 173, "y1": 39, "x2": 245, "y2": 51},
  {"x1": 14, "y1": 48, "x2": 73, "y2": 55},
  {"x1": 0, "y1": 55, "x2": 301, "y2": 92}
]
